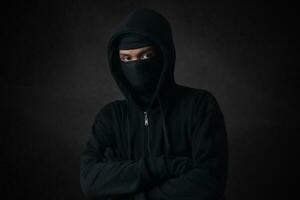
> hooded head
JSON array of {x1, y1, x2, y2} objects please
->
[
  {"x1": 118, "y1": 33, "x2": 165, "y2": 110},
  {"x1": 107, "y1": 8, "x2": 177, "y2": 112}
]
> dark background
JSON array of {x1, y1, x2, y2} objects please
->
[{"x1": 1, "y1": 0, "x2": 297, "y2": 199}]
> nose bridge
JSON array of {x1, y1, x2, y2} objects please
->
[
  {"x1": 121, "y1": 56, "x2": 142, "y2": 62},
  {"x1": 119, "y1": 50, "x2": 144, "y2": 62},
  {"x1": 120, "y1": 46, "x2": 157, "y2": 62},
  {"x1": 131, "y1": 55, "x2": 140, "y2": 61}
]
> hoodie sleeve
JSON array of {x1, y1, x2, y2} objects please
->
[
  {"x1": 143, "y1": 92, "x2": 229, "y2": 200},
  {"x1": 80, "y1": 102, "x2": 191, "y2": 199}
]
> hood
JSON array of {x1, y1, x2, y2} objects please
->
[
  {"x1": 107, "y1": 8, "x2": 176, "y2": 112},
  {"x1": 107, "y1": 8, "x2": 176, "y2": 159}
]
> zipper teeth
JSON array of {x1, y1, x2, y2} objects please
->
[
  {"x1": 144, "y1": 111, "x2": 148, "y2": 126},
  {"x1": 144, "y1": 111, "x2": 150, "y2": 157}
]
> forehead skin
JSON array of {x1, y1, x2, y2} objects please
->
[{"x1": 119, "y1": 45, "x2": 155, "y2": 57}]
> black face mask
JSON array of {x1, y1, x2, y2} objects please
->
[{"x1": 119, "y1": 54, "x2": 163, "y2": 97}]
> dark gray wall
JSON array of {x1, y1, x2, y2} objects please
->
[{"x1": 2, "y1": 1, "x2": 296, "y2": 199}]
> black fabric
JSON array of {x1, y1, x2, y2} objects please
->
[
  {"x1": 119, "y1": 56, "x2": 163, "y2": 109},
  {"x1": 118, "y1": 33, "x2": 154, "y2": 50},
  {"x1": 80, "y1": 8, "x2": 228, "y2": 200},
  {"x1": 119, "y1": 37, "x2": 164, "y2": 110}
]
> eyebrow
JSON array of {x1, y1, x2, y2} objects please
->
[{"x1": 119, "y1": 47, "x2": 154, "y2": 56}]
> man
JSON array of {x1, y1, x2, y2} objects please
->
[{"x1": 80, "y1": 8, "x2": 228, "y2": 200}]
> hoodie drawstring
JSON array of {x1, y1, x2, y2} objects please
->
[
  {"x1": 157, "y1": 95, "x2": 171, "y2": 156},
  {"x1": 126, "y1": 95, "x2": 171, "y2": 160},
  {"x1": 126, "y1": 100, "x2": 132, "y2": 160}
]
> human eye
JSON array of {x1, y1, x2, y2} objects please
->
[
  {"x1": 121, "y1": 56, "x2": 132, "y2": 62},
  {"x1": 140, "y1": 52, "x2": 153, "y2": 60}
]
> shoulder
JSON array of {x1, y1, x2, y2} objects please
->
[
  {"x1": 94, "y1": 99, "x2": 127, "y2": 121},
  {"x1": 176, "y1": 84, "x2": 223, "y2": 116},
  {"x1": 176, "y1": 87, "x2": 226, "y2": 129},
  {"x1": 176, "y1": 84, "x2": 218, "y2": 105}
]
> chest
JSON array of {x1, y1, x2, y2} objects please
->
[{"x1": 116, "y1": 103, "x2": 195, "y2": 160}]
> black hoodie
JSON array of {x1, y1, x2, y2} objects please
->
[{"x1": 80, "y1": 8, "x2": 228, "y2": 200}]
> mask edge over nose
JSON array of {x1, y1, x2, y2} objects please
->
[
  {"x1": 119, "y1": 49, "x2": 163, "y2": 95},
  {"x1": 117, "y1": 33, "x2": 164, "y2": 109}
]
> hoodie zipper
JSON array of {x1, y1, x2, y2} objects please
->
[{"x1": 144, "y1": 111, "x2": 150, "y2": 157}]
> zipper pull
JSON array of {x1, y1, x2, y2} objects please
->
[{"x1": 144, "y1": 111, "x2": 149, "y2": 126}]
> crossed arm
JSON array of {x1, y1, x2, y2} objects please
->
[{"x1": 80, "y1": 93, "x2": 228, "y2": 200}]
